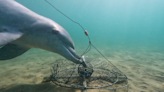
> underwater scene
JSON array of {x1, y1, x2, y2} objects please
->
[{"x1": 0, "y1": 0, "x2": 164, "y2": 92}]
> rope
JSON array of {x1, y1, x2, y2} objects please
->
[
  {"x1": 45, "y1": 0, "x2": 127, "y2": 78},
  {"x1": 90, "y1": 43, "x2": 126, "y2": 76},
  {"x1": 81, "y1": 43, "x2": 91, "y2": 56}
]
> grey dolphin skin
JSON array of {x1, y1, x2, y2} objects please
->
[{"x1": 0, "y1": 0, "x2": 82, "y2": 64}]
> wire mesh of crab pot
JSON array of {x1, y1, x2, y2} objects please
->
[{"x1": 50, "y1": 58, "x2": 129, "y2": 92}]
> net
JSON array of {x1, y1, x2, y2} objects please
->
[{"x1": 50, "y1": 57, "x2": 129, "y2": 91}]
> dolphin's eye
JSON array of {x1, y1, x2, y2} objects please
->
[{"x1": 52, "y1": 30, "x2": 59, "y2": 34}]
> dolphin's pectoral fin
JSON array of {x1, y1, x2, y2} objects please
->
[
  {"x1": 0, "y1": 30, "x2": 23, "y2": 46},
  {"x1": 0, "y1": 44, "x2": 29, "y2": 60}
]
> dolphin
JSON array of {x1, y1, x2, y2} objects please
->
[{"x1": 0, "y1": 0, "x2": 83, "y2": 64}]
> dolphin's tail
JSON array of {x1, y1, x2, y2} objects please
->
[{"x1": 0, "y1": 44, "x2": 29, "y2": 60}]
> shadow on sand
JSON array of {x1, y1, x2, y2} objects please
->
[{"x1": 1, "y1": 83, "x2": 77, "y2": 92}]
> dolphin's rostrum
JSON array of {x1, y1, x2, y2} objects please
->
[{"x1": 0, "y1": 0, "x2": 82, "y2": 64}]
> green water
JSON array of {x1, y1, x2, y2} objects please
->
[
  {"x1": 1, "y1": 1, "x2": 164, "y2": 91},
  {"x1": 15, "y1": 0, "x2": 164, "y2": 54}
]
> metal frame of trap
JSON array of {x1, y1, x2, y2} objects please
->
[{"x1": 50, "y1": 60, "x2": 129, "y2": 92}]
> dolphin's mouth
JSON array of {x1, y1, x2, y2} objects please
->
[
  {"x1": 62, "y1": 45, "x2": 82, "y2": 64},
  {"x1": 66, "y1": 46, "x2": 81, "y2": 60},
  {"x1": 56, "y1": 36, "x2": 81, "y2": 64}
]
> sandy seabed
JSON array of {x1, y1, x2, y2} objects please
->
[{"x1": 0, "y1": 46, "x2": 164, "y2": 92}]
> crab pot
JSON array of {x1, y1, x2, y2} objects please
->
[{"x1": 50, "y1": 58, "x2": 129, "y2": 92}]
